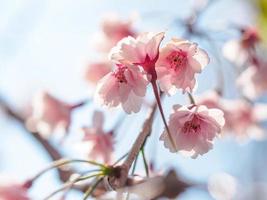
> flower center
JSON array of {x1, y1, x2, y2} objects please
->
[
  {"x1": 112, "y1": 64, "x2": 128, "y2": 83},
  {"x1": 182, "y1": 117, "x2": 201, "y2": 134},
  {"x1": 241, "y1": 28, "x2": 259, "y2": 49},
  {"x1": 166, "y1": 50, "x2": 188, "y2": 71}
]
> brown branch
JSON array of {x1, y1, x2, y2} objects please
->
[
  {"x1": 99, "y1": 170, "x2": 191, "y2": 200},
  {"x1": 0, "y1": 97, "x2": 73, "y2": 182},
  {"x1": 1, "y1": 96, "x2": 188, "y2": 199},
  {"x1": 108, "y1": 102, "x2": 157, "y2": 189}
]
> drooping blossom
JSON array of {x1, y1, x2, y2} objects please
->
[
  {"x1": 84, "y1": 61, "x2": 112, "y2": 85},
  {"x1": 93, "y1": 13, "x2": 136, "y2": 52},
  {"x1": 110, "y1": 32, "x2": 165, "y2": 80},
  {"x1": 156, "y1": 38, "x2": 210, "y2": 94},
  {"x1": 195, "y1": 90, "x2": 221, "y2": 109},
  {"x1": 237, "y1": 63, "x2": 267, "y2": 99},
  {"x1": 223, "y1": 26, "x2": 260, "y2": 67},
  {"x1": 0, "y1": 175, "x2": 30, "y2": 200},
  {"x1": 80, "y1": 111, "x2": 114, "y2": 164},
  {"x1": 95, "y1": 63, "x2": 149, "y2": 113},
  {"x1": 221, "y1": 99, "x2": 267, "y2": 141},
  {"x1": 26, "y1": 91, "x2": 72, "y2": 137},
  {"x1": 160, "y1": 104, "x2": 225, "y2": 158}
]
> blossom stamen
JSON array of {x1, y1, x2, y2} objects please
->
[
  {"x1": 166, "y1": 50, "x2": 188, "y2": 71},
  {"x1": 112, "y1": 64, "x2": 128, "y2": 83},
  {"x1": 182, "y1": 120, "x2": 201, "y2": 134}
]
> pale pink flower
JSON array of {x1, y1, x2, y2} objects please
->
[
  {"x1": 156, "y1": 38, "x2": 209, "y2": 94},
  {"x1": 0, "y1": 176, "x2": 30, "y2": 200},
  {"x1": 95, "y1": 63, "x2": 149, "y2": 113},
  {"x1": 84, "y1": 61, "x2": 112, "y2": 85},
  {"x1": 195, "y1": 90, "x2": 221, "y2": 109},
  {"x1": 197, "y1": 91, "x2": 267, "y2": 141},
  {"x1": 26, "y1": 91, "x2": 72, "y2": 137},
  {"x1": 0, "y1": 185, "x2": 29, "y2": 200},
  {"x1": 94, "y1": 14, "x2": 136, "y2": 52},
  {"x1": 101, "y1": 14, "x2": 136, "y2": 42},
  {"x1": 160, "y1": 104, "x2": 225, "y2": 158},
  {"x1": 221, "y1": 99, "x2": 266, "y2": 140},
  {"x1": 110, "y1": 32, "x2": 165, "y2": 80},
  {"x1": 223, "y1": 27, "x2": 260, "y2": 67},
  {"x1": 237, "y1": 63, "x2": 267, "y2": 99},
  {"x1": 80, "y1": 111, "x2": 114, "y2": 164}
]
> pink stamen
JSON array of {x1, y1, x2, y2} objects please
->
[
  {"x1": 182, "y1": 116, "x2": 201, "y2": 134},
  {"x1": 166, "y1": 50, "x2": 188, "y2": 71},
  {"x1": 112, "y1": 64, "x2": 128, "y2": 83}
]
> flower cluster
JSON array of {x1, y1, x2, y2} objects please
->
[
  {"x1": 95, "y1": 31, "x2": 225, "y2": 157},
  {"x1": 96, "y1": 32, "x2": 210, "y2": 113},
  {"x1": 223, "y1": 26, "x2": 267, "y2": 100}
]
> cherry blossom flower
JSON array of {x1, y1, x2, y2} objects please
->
[
  {"x1": 195, "y1": 90, "x2": 221, "y2": 109},
  {"x1": 101, "y1": 14, "x2": 136, "y2": 43},
  {"x1": 95, "y1": 63, "x2": 149, "y2": 113},
  {"x1": 160, "y1": 104, "x2": 225, "y2": 158},
  {"x1": 84, "y1": 61, "x2": 112, "y2": 85},
  {"x1": 221, "y1": 99, "x2": 267, "y2": 141},
  {"x1": 196, "y1": 90, "x2": 267, "y2": 140},
  {"x1": 110, "y1": 32, "x2": 165, "y2": 80},
  {"x1": 80, "y1": 111, "x2": 114, "y2": 164},
  {"x1": 26, "y1": 91, "x2": 72, "y2": 137},
  {"x1": 0, "y1": 176, "x2": 30, "y2": 200},
  {"x1": 156, "y1": 38, "x2": 209, "y2": 94},
  {"x1": 237, "y1": 63, "x2": 267, "y2": 99},
  {"x1": 93, "y1": 14, "x2": 136, "y2": 52},
  {"x1": 223, "y1": 26, "x2": 260, "y2": 67}
]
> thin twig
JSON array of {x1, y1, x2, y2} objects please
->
[{"x1": 83, "y1": 177, "x2": 104, "y2": 200}]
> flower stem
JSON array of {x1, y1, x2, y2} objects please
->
[
  {"x1": 187, "y1": 92, "x2": 196, "y2": 105},
  {"x1": 83, "y1": 177, "x2": 104, "y2": 200},
  {"x1": 141, "y1": 147, "x2": 149, "y2": 177},
  {"x1": 30, "y1": 159, "x2": 106, "y2": 183},
  {"x1": 131, "y1": 153, "x2": 139, "y2": 175},
  {"x1": 60, "y1": 172, "x2": 101, "y2": 200},
  {"x1": 44, "y1": 173, "x2": 101, "y2": 200},
  {"x1": 113, "y1": 152, "x2": 129, "y2": 166},
  {"x1": 151, "y1": 79, "x2": 177, "y2": 151}
]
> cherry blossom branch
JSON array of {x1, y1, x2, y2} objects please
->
[
  {"x1": 122, "y1": 102, "x2": 157, "y2": 170},
  {"x1": 108, "y1": 170, "x2": 191, "y2": 200},
  {"x1": 107, "y1": 102, "x2": 158, "y2": 189},
  {"x1": 0, "y1": 96, "x2": 74, "y2": 182}
]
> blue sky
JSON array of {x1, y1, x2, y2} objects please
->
[{"x1": 0, "y1": 0, "x2": 264, "y2": 199}]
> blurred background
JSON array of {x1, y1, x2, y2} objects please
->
[{"x1": 0, "y1": 0, "x2": 267, "y2": 199}]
